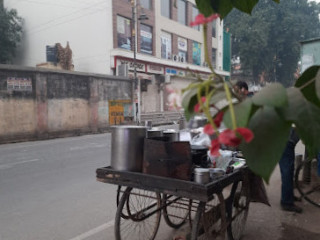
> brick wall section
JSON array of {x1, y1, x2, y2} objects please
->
[
  {"x1": 207, "y1": 22, "x2": 213, "y2": 64},
  {"x1": 113, "y1": 0, "x2": 156, "y2": 56},
  {"x1": 172, "y1": 34, "x2": 178, "y2": 56},
  {"x1": 187, "y1": 39, "x2": 193, "y2": 64},
  {"x1": 187, "y1": 1, "x2": 193, "y2": 26},
  {"x1": 171, "y1": 0, "x2": 177, "y2": 21}
]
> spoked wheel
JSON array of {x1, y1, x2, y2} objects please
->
[
  {"x1": 227, "y1": 180, "x2": 250, "y2": 240},
  {"x1": 115, "y1": 187, "x2": 162, "y2": 240},
  {"x1": 116, "y1": 186, "x2": 130, "y2": 219},
  {"x1": 295, "y1": 159, "x2": 320, "y2": 208},
  {"x1": 163, "y1": 194, "x2": 190, "y2": 229},
  {"x1": 191, "y1": 193, "x2": 226, "y2": 240}
]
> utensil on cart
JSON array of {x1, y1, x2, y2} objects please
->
[{"x1": 110, "y1": 125, "x2": 147, "y2": 172}]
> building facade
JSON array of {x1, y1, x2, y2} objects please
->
[{"x1": 5, "y1": 0, "x2": 230, "y2": 114}]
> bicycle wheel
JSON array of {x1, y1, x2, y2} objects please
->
[
  {"x1": 191, "y1": 193, "x2": 226, "y2": 240},
  {"x1": 295, "y1": 159, "x2": 320, "y2": 208},
  {"x1": 227, "y1": 180, "x2": 250, "y2": 240},
  {"x1": 116, "y1": 186, "x2": 130, "y2": 219},
  {"x1": 115, "y1": 187, "x2": 162, "y2": 240},
  {"x1": 163, "y1": 194, "x2": 189, "y2": 229}
]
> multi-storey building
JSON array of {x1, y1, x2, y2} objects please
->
[{"x1": 4, "y1": 0, "x2": 230, "y2": 114}]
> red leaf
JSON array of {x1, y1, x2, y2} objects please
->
[
  {"x1": 236, "y1": 127, "x2": 254, "y2": 143},
  {"x1": 218, "y1": 129, "x2": 241, "y2": 147},
  {"x1": 204, "y1": 124, "x2": 215, "y2": 135},
  {"x1": 213, "y1": 111, "x2": 224, "y2": 128},
  {"x1": 210, "y1": 139, "x2": 220, "y2": 156}
]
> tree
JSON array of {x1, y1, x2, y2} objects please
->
[
  {"x1": 0, "y1": 6, "x2": 23, "y2": 64},
  {"x1": 224, "y1": 0, "x2": 320, "y2": 86}
]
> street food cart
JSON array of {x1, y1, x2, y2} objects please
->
[{"x1": 96, "y1": 164, "x2": 250, "y2": 240}]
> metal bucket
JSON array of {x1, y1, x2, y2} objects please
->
[
  {"x1": 147, "y1": 129, "x2": 163, "y2": 138},
  {"x1": 163, "y1": 129, "x2": 180, "y2": 142},
  {"x1": 111, "y1": 125, "x2": 147, "y2": 172}
]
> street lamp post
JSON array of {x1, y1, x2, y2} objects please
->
[
  {"x1": 131, "y1": 0, "x2": 139, "y2": 124},
  {"x1": 131, "y1": 0, "x2": 148, "y2": 125}
]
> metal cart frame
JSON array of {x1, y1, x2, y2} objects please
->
[{"x1": 96, "y1": 166, "x2": 250, "y2": 240}]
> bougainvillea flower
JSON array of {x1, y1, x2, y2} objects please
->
[
  {"x1": 190, "y1": 13, "x2": 219, "y2": 26},
  {"x1": 213, "y1": 111, "x2": 224, "y2": 128},
  {"x1": 236, "y1": 127, "x2": 254, "y2": 143},
  {"x1": 204, "y1": 123, "x2": 215, "y2": 135},
  {"x1": 218, "y1": 129, "x2": 242, "y2": 147},
  {"x1": 210, "y1": 139, "x2": 220, "y2": 156},
  {"x1": 193, "y1": 96, "x2": 206, "y2": 113}
]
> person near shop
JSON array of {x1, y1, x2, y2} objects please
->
[
  {"x1": 279, "y1": 128, "x2": 303, "y2": 213},
  {"x1": 234, "y1": 81, "x2": 254, "y2": 98}
]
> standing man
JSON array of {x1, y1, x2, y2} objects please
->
[{"x1": 279, "y1": 129, "x2": 302, "y2": 213}]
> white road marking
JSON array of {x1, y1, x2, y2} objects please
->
[
  {"x1": 70, "y1": 143, "x2": 108, "y2": 151},
  {"x1": 67, "y1": 220, "x2": 114, "y2": 240},
  {"x1": 0, "y1": 159, "x2": 40, "y2": 170}
]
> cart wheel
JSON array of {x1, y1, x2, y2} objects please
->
[
  {"x1": 191, "y1": 193, "x2": 226, "y2": 240},
  {"x1": 115, "y1": 187, "x2": 161, "y2": 240},
  {"x1": 295, "y1": 159, "x2": 320, "y2": 208},
  {"x1": 163, "y1": 194, "x2": 189, "y2": 229},
  {"x1": 116, "y1": 186, "x2": 130, "y2": 219},
  {"x1": 227, "y1": 180, "x2": 250, "y2": 240}
]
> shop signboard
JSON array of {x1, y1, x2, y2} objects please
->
[
  {"x1": 7, "y1": 77, "x2": 32, "y2": 91},
  {"x1": 117, "y1": 59, "x2": 146, "y2": 72},
  {"x1": 147, "y1": 64, "x2": 164, "y2": 74}
]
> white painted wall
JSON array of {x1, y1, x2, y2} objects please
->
[{"x1": 4, "y1": 0, "x2": 113, "y2": 75}]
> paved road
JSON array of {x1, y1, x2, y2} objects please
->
[{"x1": 1, "y1": 134, "x2": 319, "y2": 240}]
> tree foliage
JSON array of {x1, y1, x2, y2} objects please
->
[
  {"x1": 224, "y1": 0, "x2": 320, "y2": 86},
  {"x1": 0, "y1": 7, "x2": 23, "y2": 64}
]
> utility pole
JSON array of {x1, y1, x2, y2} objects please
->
[
  {"x1": 0, "y1": 0, "x2": 3, "y2": 8},
  {"x1": 131, "y1": 0, "x2": 140, "y2": 124}
]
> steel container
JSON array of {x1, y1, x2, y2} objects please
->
[
  {"x1": 147, "y1": 129, "x2": 163, "y2": 138},
  {"x1": 111, "y1": 126, "x2": 147, "y2": 172},
  {"x1": 194, "y1": 168, "x2": 210, "y2": 184},
  {"x1": 163, "y1": 129, "x2": 180, "y2": 142}
]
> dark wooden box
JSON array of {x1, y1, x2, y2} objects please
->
[{"x1": 143, "y1": 138, "x2": 192, "y2": 180}]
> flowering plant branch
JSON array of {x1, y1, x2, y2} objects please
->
[{"x1": 182, "y1": 0, "x2": 320, "y2": 183}]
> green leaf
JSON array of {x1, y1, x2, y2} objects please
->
[
  {"x1": 181, "y1": 88, "x2": 198, "y2": 121},
  {"x1": 208, "y1": 89, "x2": 227, "y2": 106},
  {"x1": 223, "y1": 98, "x2": 254, "y2": 128},
  {"x1": 241, "y1": 107, "x2": 291, "y2": 183},
  {"x1": 209, "y1": 0, "x2": 233, "y2": 19},
  {"x1": 231, "y1": 0, "x2": 258, "y2": 14},
  {"x1": 294, "y1": 65, "x2": 320, "y2": 108},
  {"x1": 279, "y1": 88, "x2": 320, "y2": 157},
  {"x1": 195, "y1": 0, "x2": 214, "y2": 17},
  {"x1": 252, "y1": 83, "x2": 288, "y2": 107}
]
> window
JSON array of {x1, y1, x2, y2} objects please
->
[
  {"x1": 192, "y1": 41, "x2": 201, "y2": 65},
  {"x1": 117, "y1": 15, "x2": 132, "y2": 50},
  {"x1": 140, "y1": 24, "x2": 153, "y2": 54},
  {"x1": 161, "y1": 31, "x2": 172, "y2": 59},
  {"x1": 140, "y1": 0, "x2": 151, "y2": 10},
  {"x1": 177, "y1": 0, "x2": 187, "y2": 25},
  {"x1": 161, "y1": 0, "x2": 171, "y2": 18},
  {"x1": 212, "y1": 48, "x2": 217, "y2": 68},
  {"x1": 178, "y1": 37, "x2": 187, "y2": 62},
  {"x1": 192, "y1": 6, "x2": 200, "y2": 31},
  {"x1": 212, "y1": 20, "x2": 217, "y2": 38}
]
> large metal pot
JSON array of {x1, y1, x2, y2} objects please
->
[{"x1": 110, "y1": 126, "x2": 147, "y2": 172}]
